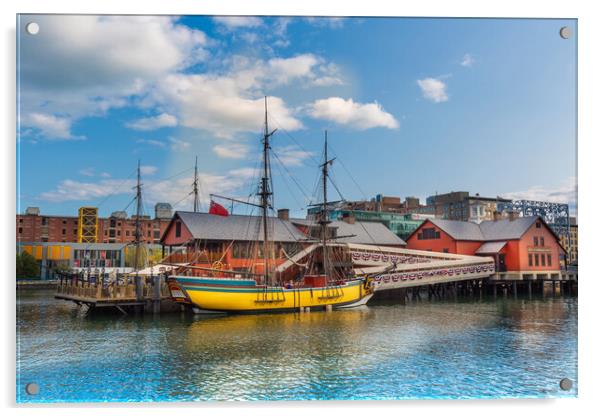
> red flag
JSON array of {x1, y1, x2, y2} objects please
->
[{"x1": 209, "y1": 201, "x2": 229, "y2": 216}]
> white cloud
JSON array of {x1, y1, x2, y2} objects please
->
[
  {"x1": 417, "y1": 78, "x2": 449, "y2": 103},
  {"x1": 168, "y1": 137, "x2": 191, "y2": 151},
  {"x1": 126, "y1": 113, "x2": 177, "y2": 131},
  {"x1": 140, "y1": 165, "x2": 158, "y2": 175},
  {"x1": 22, "y1": 113, "x2": 83, "y2": 140},
  {"x1": 461, "y1": 53, "x2": 475, "y2": 67},
  {"x1": 39, "y1": 167, "x2": 258, "y2": 208},
  {"x1": 151, "y1": 74, "x2": 303, "y2": 138},
  {"x1": 213, "y1": 143, "x2": 249, "y2": 159},
  {"x1": 501, "y1": 177, "x2": 577, "y2": 210},
  {"x1": 213, "y1": 16, "x2": 263, "y2": 30},
  {"x1": 136, "y1": 138, "x2": 166, "y2": 148},
  {"x1": 307, "y1": 97, "x2": 399, "y2": 130},
  {"x1": 304, "y1": 17, "x2": 345, "y2": 28},
  {"x1": 19, "y1": 15, "x2": 209, "y2": 139},
  {"x1": 273, "y1": 146, "x2": 314, "y2": 167}
]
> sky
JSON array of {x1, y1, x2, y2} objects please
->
[{"x1": 16, "y1": 15, "x2": 577, "y2": 219}]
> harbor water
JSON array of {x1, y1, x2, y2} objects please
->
[{"x1": 17, "y1": 290, "x2": 577, "y2": 402}]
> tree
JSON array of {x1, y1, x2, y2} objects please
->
[{"x1": 16, "y1": 252, "x2": 40, "y2": 279}]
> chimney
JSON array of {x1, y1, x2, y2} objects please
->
[
  {"x1": 277, "y1": 209, "x2": 290, "y2": 221},
  {"x1": 493, "y1": 211, "x2": 502, "y2": 221},
  {"x1": 342, "y1": 212, "x2": 356, "y2": 224},
  {"x1": 508, "y1": 211, "x2": 520, "y2": 221}
]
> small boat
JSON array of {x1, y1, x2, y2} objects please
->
[{"x1": 167, "y1": 98, "x2": 373, "y2": 313}]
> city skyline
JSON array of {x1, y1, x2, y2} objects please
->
[{"x1": 17, "y1": 15, "x2": 577, "y2": 218}]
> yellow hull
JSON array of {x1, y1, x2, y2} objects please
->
[{"x1": 171, "y1": 276, "x2": 371, "y2": 313}]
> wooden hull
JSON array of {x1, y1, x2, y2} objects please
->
[{"x1": 169, "y1": 276, "x2": 371, "y2": 313}]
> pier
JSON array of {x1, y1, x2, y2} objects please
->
[{"x1": 54, "y1": 270, "x2": 178, "y2": 314}]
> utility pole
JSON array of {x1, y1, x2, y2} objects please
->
[
  {"x1": 134, "y1": 160, "x2": 143, "y2": 302},
  {"x1": 193, "y1": 156, "x2": 200, "y2": 212}
]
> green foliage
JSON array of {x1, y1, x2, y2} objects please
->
[{"x1": 16, "y1": 251, "x2": 40, "y2": 279}]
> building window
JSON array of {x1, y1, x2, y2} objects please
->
[
  {"x1": 18, "y1": 227, "x2": 22, "y2": 234},
  {"x1": 19, "y1": 218, "x2": 23, "y2": 223},
  {"x1": 541, "y1": 254, "x2": 546, "y2": 266},
  {"x1": 540, "y1": 237, "x2": 544, "y2": 246},
  {"x1": 536, "y1": 222, "x2": 542, "y2": 228},
  {"x1": 443, "y1": 248, "x2": 449, "y2": 253},
  {"x1": 62, "y1": 229, "x2": 66, "y2": 235},
  {"x1": 547, "y1": 254, "x2": 552, "y2": 266},
  {"x1": 528, "y1": 254, "x2": 533, "y2": 267},
  {"x1": 534, "y1": 254, "x2": 539, "y2": 267},
  {"x1": 126, "y1": 230, "x2": 130, "y2": 237},
  {"x1": 533, "y1": 236, "x2": 538, "y2": 246},
  {"x1": 418, "y1": 227, "x2": 440, "y2": 240},
  {"x1": 175, "y1": 221, "x2": 181, "y2": 238}
]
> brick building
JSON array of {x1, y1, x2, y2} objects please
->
[
  {"x1": 17, "y1": 204, "x2": 173, "y2": 245},
  {"x1": 406, "y1": 215, "x2": 566, "y2": 277}
]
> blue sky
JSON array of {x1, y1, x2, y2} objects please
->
[{"x1": 17, "y1": 15, "x2": 577, "y2": 219}]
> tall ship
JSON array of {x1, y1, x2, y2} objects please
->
[{"x1": 166, "y1": 98, "x2": 374, "y2": 313}]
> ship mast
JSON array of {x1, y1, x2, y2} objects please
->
[
  {"x1": 134, "y1": 160, "x2": 143, "y2": 301},
  {"x1": 193, "y1": 156, "x2": 200, "y2": 212},
  {"x1": 260, "y1": 97, "x2": 277, "y2": 286},
  {"x1": 320, "y1": 131, "x2": 334, "y2": 277}
]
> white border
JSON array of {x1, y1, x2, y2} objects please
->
[{"x1": 3, "y1": 1, "x2": 600, "y2": 415}]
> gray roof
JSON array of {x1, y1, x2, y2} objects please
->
[
  {"x1": 175, "y1": 211, "x2": 308, "y2": 243},
  {"x1": 479, "y1": 217, "x2": 539, "y2": 240},
  {"x1": 475, "y1": 241, "x2": 508, "y2": 254},
  {"x1": 290, "y1": 219, "x2": 406, "y2": 246},
  {"x1": 429, "y1": 216, "x2": 541, "y2": 241},
  {"x1": 429, "y1": 218, "x2": 484, "y2": 240}
]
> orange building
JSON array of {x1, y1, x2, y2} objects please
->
[{"x1": 406, "y1": 216, "x2": 566, "y2": 275}]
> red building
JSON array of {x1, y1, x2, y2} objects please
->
[
  {"x1": 160, "y1": 211, "x2": 406, "y2": 275},
  {"x1": 406, "y1": 216, "x2": 566, "y2": 277}
]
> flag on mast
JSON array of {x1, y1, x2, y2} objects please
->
[{"x1": 209, "y1": 201, "x2": 229, "y2": 216}]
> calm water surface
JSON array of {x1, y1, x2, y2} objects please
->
[{"x1": 16, "y1": 290, "x2": 577, "y2": 402}]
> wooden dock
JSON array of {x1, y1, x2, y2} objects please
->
[{"x1": 55, "y1": 272, "x2": 178, "y2": 314}]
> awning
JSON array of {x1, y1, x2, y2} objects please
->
[{"x1": 475, "y1": 241, "x2": 508, "y2": 254}]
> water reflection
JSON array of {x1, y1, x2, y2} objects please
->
[{"x1": 17, "y1": 291, "x2": 577, "y2": 402}]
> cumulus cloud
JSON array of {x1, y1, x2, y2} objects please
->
[
  {"x1": 22, "y1": 113, "x2": 83, "y2": 140},
  {"x1": 417, "y1": 78, "x2": 449, "y2": 103},
  {"x1": 213, "y1": 16, "x2": 263, "y2": 30},
  {"x1": 151, "y1": 74, "x2": 303, "y2": 138},
  {"x1": 39, "y1": 167, "x2": 258, "y2": 208},
  {"x1": 140, "y1": 165, "x2": 158, "y2": 175},
  {"x1": 213, "y1": 143, "x2": 250, "y2": 159},
  {"x1": 19, "y1": 15, "x2": 209, "y2": 139},
  {"x1": 273, "y1": 145, "x2": 314, "y2": 167},
  {"x1": 501, "y1": 177, "x2": 577, "y2": 214},
  {"x1": 307, "y1": 97, "x2": 399, "y2": 130},
  {"x1": 304, "y1": 17, "x2": 346, "y2": 28},
  {"x1": 126, "y1": 113, "x2": 177, "y2": 131},
  {"x1": 461, "y1": 53, "x2": 475, "y2": 67}
]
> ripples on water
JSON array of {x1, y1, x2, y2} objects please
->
[{"x1": 16, "y1": 290, "x2": 577, "y2": 402}]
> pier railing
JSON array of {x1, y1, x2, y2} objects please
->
[{"x1": 55, "y1": 272, "x2": 170, "y2": 302}]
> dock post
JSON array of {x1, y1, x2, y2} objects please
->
[
  {"x1": 492, "y1": 282, "x2": 497, "y2": 299},
  {"x1": 152, "y1": 274, "x2": 161, "y2": 314},
  {"x1": 541, "y1": 281, "x2": 546, "y2": 297},
  {"x1": 559, "y1": 280, "x2": 564, "y2": 296},
  {"x1": 512, "y1": 281, "x2": 517, "y2": 299},
  {"x1": 552, "y1": 281, "x2": 556, "y2": 297},
  {"x1": 527, "y1": 281, "x2": 532, "y2": 299}
]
